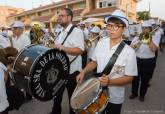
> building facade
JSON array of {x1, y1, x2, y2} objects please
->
[
  {"x1": 7, "y1": 0, "x2": 139, "y2": 29},
  {"x1": 0, "y1": 5, "x2": 24, "y2": 27}
]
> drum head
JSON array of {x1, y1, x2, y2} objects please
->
[
  {"x1": 30, "y1": 48, "x2": 69, "y2": 101},
  {"x1": 71, "y1": 78, "x2": 100, "y2": 110}
]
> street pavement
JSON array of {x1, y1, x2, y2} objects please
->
[{"x1": 10, "y1": 51, "x2": 165, "y2": 114}]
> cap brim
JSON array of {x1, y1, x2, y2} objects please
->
[{"x1": 105, "y1": 15, "x2": 129, "y2": 28}]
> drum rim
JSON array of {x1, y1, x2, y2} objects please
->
[
  {"x1": 30, "y1": 46, "x2": 70, "y2": 101},
  {"x1": 75, "y1": 86, "x2": 109, "y2": 113},
  {"x1": 82, "y1": 87, "x2": 103, "y2": 110},
  {"x1": 28, "y1": 45, "x2": 49, "y2": 97}
]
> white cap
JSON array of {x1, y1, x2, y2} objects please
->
[
  {"x1": 54, "y1": 27, "x2": 61, "y2": 33},
  {"x1": 41, "y1": 28, "x2": 47, "y2": 33},
  {"x1": 142, "y1": 21, "x2": 152, "y2": 27},
  {"x1": 129, "y1": 20, "x2": 134, "y2": 25},
  {"x1": 148, "y1": 19, "x2": 156, "y2": 25},
  {"x1": 11, "y1": 21, "x2": 24, "y2": 28},
  {"x1": 90, "y1": 26, "x2": 101, "y2": 33},
  {"x1": 105, "y1": 10, "x2": 129, "y2": 27},
  {"x1": 79, "y1": 21, "x2": 86, "y2": 26}
]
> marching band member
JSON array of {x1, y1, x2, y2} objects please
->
[
  {"x1": 10, "y1": 21, "x2": 31, "y2": 51},
  {"x1": 0, "y1": 34, "x2": 10, "y2": 49},
  {"x1": 130, "y1": 20, "x2": 161, "y2": 102},
  {"x1": 87, "y1": 26, "x2": 101, "y2": 60},
  {"x1": 76, "y1": 10, "x2": 137, "y2": 114},
  {"x1": 78, "y1": 22, "x2": 89, "y2": 40},
  {"x1": 0, "y1": 47, "x2": 18, "y2": 114},
  {"x1": 50, "y1": 8, "x2": 84, "y2": 114}
]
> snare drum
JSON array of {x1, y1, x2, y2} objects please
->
[
  {"x1": 12, "y1": 44, "x2": 69, "y2": 101},
  {"x1": 71, "y1": 78, "x2": 109, "y2": 114}
]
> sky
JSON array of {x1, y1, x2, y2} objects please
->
[{"x1": 0, "y1": 0, "x2": 165, "y2": 20}]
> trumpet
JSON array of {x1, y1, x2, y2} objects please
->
[
  {"x1": 140, "y1": 26, "x2": 160, "y2": 44},
  {"x1": 85, "y1": 31, "x2": 105, "y2": 49},
  {"x1": 132, "y1": 26, "x2": 160, "y2": 51},
  {"x1": 43, "y1": 35, "x2": 56, "y2": 47},
  {"x1": 85, "y1": 35, "x2": 100, "y2": 49}
]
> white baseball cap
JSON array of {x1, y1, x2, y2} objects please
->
[
  {"x1": 142, "y1": 21, "x2": 152, "y2": 27},
  {"x1": 11, "y1": 21, "x2": 24, "y2": 28},
  {"x1": 105, "y1": 10, "x2": 129, "y2": 28},
  {"x1": 148, "y1": 19, "x2": 156, "y2": 25},
  {"x1": 90, "y1": 26, "x2": 101, "y2": 33}
]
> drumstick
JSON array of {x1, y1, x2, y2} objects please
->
[{"x1": 76, "y1": 81, "x2": 99, "y2": 96}]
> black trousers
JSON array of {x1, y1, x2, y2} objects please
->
[
  {"x1": 51, "y1": 71, "x2": 79, "y2": 114},
  {"x1": 0, "y1": 109, "x2": 8, "y2": 114},
  {"x1": 101, "y1": 102, "x2": 122, "y2": 114},
  {"x1": 131, "y1": 57, "x2": 156, "y2": 97}
]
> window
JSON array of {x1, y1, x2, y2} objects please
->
[
  {"x1": 99, "y1": 2, "x2": 103, "y2": 8},
  {"x1": 98, "y1": 0, "x2": 117, "y2": 8}
]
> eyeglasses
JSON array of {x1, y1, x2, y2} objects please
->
[
  {"x1": 106, "y1": 23, "x2": 124, "y2": 31},
  {"x1": 12, "y1": 27, "x2": 19, "y2": 30},
  {"x1": 58, "y1": 14, "x2": 69, "y2": 17}
]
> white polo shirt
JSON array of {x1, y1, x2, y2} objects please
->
[
  {"x1": 0, "y1": 34, "x2": 10, "y2": 48},
  {"x1": 0, "y1": 62, "x2": 9, "y2": 112},
  {"x1": 12, "y1": 33, "x2": 31, "y2": 51},
  {"x1": 92, "y1": 37, "x2": 137, "y2": 104},
  {"x1": 132, "y1": 34, "x2": 160, "y2": 59},
  {"x1": 56, "y1": 24, "x2": 84, "y2": 74}
]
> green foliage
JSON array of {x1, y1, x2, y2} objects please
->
[{"x1": 137, "y1": 11, "x2": 150, "y2": 20}]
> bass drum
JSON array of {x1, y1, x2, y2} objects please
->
[{"x1": 12, "y1": 44, "x2": 70, "y2": 101}]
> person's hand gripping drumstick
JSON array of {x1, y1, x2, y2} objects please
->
[{"x1": 99, "y1": 74, "x2": 110, "y2": 87}]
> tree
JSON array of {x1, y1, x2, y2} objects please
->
[{"x1": 137, "y1": 11, "x2": 150, "y2": 20}]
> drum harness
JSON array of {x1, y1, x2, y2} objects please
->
[
  {"x1": 96, "y1": 41, "x2": 126, "y2": 80},
  {"x1": 58, "y1": 25, "x2": 78, "y2": 64}
]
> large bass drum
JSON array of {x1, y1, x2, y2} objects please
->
[{"x1": 12, "y1": 44, "x2": 69, "y2": 101}]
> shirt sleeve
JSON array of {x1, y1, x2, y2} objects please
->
[
  {"x1": 70, "y1": 28, "x2": 85, "y2": 51},
  {"x1": 125, "y1": 48, "x2": 138, "y2": 76},
  {"x1": 131, "y1": 36, "x2": 139, "y2": 45},
  {"x1": 0, "y1": 36, "x2": 10, "y2": 48},
  {"x1": 152, "y1": 33, "x2": 161, "y2": 47}
]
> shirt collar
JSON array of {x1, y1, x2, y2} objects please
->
[
  {"x1": 109, "y1": 38, "x2": 124, "y2": 50},
  {"x1": 62, "y1": 23, "x2": 73, "y2": 33}
]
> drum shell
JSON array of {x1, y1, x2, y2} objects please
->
[
  {"x1": 71, "y1": 78, "x2": 109, "y2": 114},
  {"x1": 13, "y1": 45, "x2": 49, "y2": 93}
]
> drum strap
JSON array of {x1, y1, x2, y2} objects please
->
[
  {"x1": 60, "y1": 25, "x2": 79, "y2": 64},
  {"x1": 61, "y1": 25, "x2": 76, "y2": 45},
  {"x1": 9, "y1": 36, "x2": 13, "y2": 47},
  {"x1": 102, "y1": 41, "x2": 126, "y2": 75}
]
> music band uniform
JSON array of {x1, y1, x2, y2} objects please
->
[
  {"x1": 76, "y1": 10, "x2": 137, "y2": 114},
  {"x1": 130, "y1": 21, "x2": 161, "y2": 101},
  {"x1": 0, "y1": 63, "x2": 9, "y2": 114},
  {"x1": 51, "y1": 8, "x2": 84, "y2": 114}
]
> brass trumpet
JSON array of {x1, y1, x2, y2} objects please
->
[
  {"x1": 85, "y1": 36, "x2": 99, "y2": 49},
  {"x1": 85, "y1": 32, "x2": 104, "y2": 49},
  {"x1": 44, "y1": 35, "x2": 56, "y2": 47},
  {"x1": 140, "y1": 26, "x2": 160, "y2": 44},
  {"x1": 132, "y1": 26, "x2": 160, "y2": 51}
]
